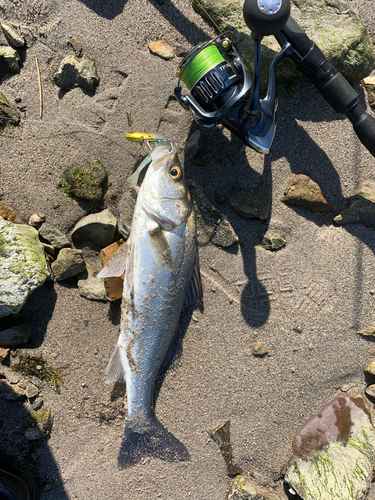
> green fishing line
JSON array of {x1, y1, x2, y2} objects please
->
[{"x1": 181, "y1": 44, "x2": 225, "y2": 90}]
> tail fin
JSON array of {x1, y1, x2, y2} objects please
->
[{"x1": 117, "y1": 417, "x2": 189, "y2": 468}]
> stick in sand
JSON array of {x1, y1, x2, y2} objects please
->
[{"x1": 34, "y1": 51, "x2": 43, "y2": 119}]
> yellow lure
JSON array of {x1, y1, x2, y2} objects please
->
[{"x1": 125, "y1": 132, "x2": 158, "y2": 143}]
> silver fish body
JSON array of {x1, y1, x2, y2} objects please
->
[{"x1": 99, "y1": 143, "x2": 202, "y2": 467}]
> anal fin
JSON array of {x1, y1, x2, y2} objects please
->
[{"x1": 106, "y1": 344, "x2": 126, "y2": 383}]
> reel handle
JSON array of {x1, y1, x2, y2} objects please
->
[
  {"x1": 278, "y1": 16, "x2": 375, "y2": 157},
  {"x1": 243, "y1": 0, "x2": 290, "y2": 36}
]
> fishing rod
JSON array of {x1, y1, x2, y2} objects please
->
[{"x1": 174, "y1": 0, "x2": 375, "y2": 156}]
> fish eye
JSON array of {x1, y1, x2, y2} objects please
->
[{"x1": 169, "y1": 165, "x2": 183, "y2": 181}]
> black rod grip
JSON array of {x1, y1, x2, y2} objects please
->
[{"x1": 349, "y1": 106, "x2": 375, "y2": 156}]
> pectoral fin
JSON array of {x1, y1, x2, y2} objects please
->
[
  {"x1": 106, "y1": 344, "x2": 126, "y2": 383},
  {"x1": 148, "y1": 223, "x2": 175, "y2": 272},
  {"x1": 97, "y1": 242, "x2": 128, "y2": 278}
]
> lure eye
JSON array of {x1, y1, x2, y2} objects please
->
[{"x1": 169, "y1": 165, "x2": 183, "y2": 180}]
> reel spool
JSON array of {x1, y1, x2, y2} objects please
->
[{"x1": 174, "y1": 34, "x2": 252, "y2": 126}]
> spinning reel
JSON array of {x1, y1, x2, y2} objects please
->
[{"x1": 175, "y1": 0, "x2": 375, "y2": 157}]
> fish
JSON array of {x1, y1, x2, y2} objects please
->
[{"x1": 98, "y1": 141, "x2": 202, "y2": 467}]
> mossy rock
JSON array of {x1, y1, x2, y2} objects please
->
[
  {"x1": 0, "y1": 91, "x2": 20, "y2": 128},
  {"x1": 59, "y1": 160, "x2": 108, "y2": 205}
]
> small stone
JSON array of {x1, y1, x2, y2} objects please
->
[
  {"x1": 189, "y1": 180, "x2": 239, "y2": 247},
  {"x1": 362, "y1": 75, "x2": 375, "y2": 109},
  {"x1": 0, "y1": 92, "x2": 20, "y2": 129},
  {"x1": 33, "y1": 406, "x2": 53, "y2": 436},
  {"x1": 0, "y1": 325, "x2": 30, "y2": 347},
  {"x1": 364, "y1": 361, "x2": 375, "y2": 376},
  {"x1": 26, "y1": 384, "x2": 39, "y2": 399},
  {"x1": 0, "y1": 46, "x2": 20, "y2": 74},
  {"x1": 38, "y1": 224, "x2": 71, "y2": 250},
  {"x1": 261, "y1": 229, "x2": 287, "y2": 251},
  {"x1": 228, "y1": 475, "x2": 282, "y2": 500},
  {"x1": 51, "y1": 248, "x2": 86, "y2": 281},
  {"x1": 0, "y1": 21, "x2": 25, "y2": 47},
  {"x1": 0, "y1": 200, "x2": 16, "y2": 221},
  {"x1": 148, "y1": 40, "x2": 174, "y2": 60},
  {"x1": 229, "y1": 182, "x2": 272, "y2": 220},
  {"x1": 100, "y1": 240, "x2": 125, "y2": 301},
  {"x1": 32, "y1": 396, "x2": 43, "y2": 411},
  {"x1": 184, "y1": 129, "x2": 203, "y2": 158},
  {"x1": 77, "y1": 263, "x2": 108, "y2": 301},
  {"x1": 59, "y1": 160, "x2": 108, "y2": 204},
  {"x1": 24, "y1": 427, "x2": 43, "y2": 441},
  {"x1": 334, "y1": 181, "x2": 375, "y2": 229},
  {"x1": 71, "y1": 209, "x2": 117, "y2": 247},
  {"x1": 0, "y1": 348, "x2": 10, "y2": 363},
  {"x1": 365, "y1": 384, "x2": 375, "y2": 400},
  {"x1": 68, "y1": 36, "x2": 82, "y2": 56},
  {"x1": 293, "y1": 325, "x2": 303, "y2": 333},
  {"x1": 0, "y1": 380, "x2": 25, "y2": 400},
  {"x1": 281, "y1": 174, "x2": 333, "y2": 213},
  {"x1": 175, "y1": 46, "x2": 188, "y2": 58},
  {"x1": 357, "y1": 325, "x2": 375, "y2": 337},
  {"x1": 252, "y1": 340, "x2": 271, "y2": 357},
  {"x1": 28, "y1": 213, "x2": 46, "y2": 229},
  {"x1": 54, "y1": 54, "x2": 100, "y2": 92}
]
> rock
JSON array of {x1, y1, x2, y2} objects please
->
[
  {"x1": 148, "y1": 40, "x2": 174, "y2": 60},
  {"x1": 100, "y1": 240, "x2": 125, "y2": 301},
  {"x1": 59, "y1": 160, "x2": 108, "y2": 204},
  {"x1": 364, "y1": 384, "x2": 375, "y2": 400},
  {"x1": 207, "y1": 420, "x2": 242, "y2": 477},
  {"x1": 0, "y1": 200, "x2": 16, "y2": 221},
  {"x1": 0, "y1": 325, "x2": 30, "y2": 347},
  {"x1": 252, "y1": 340, "x2": 272, "y2": 357},
  {"x1": 118, "y1": 189, "x2": 138, "y2": 239},
  {"x1": 281, "y1": 174, "x2": 333, "y2": 213},
  {"x1": 0, "y1": 21, "x2": 25, "y2": 48},
  {"x1": 68, "y1": 36, "x2": 82, "y2": 57},
  {"x1": 28, "y1": 213, "x2": 45, "y2": 229},
  {"x1": 357, "y1": 325, "x2": 375, "y2": 337},
  {"x1": 24, "y1": 427, "x2": 43, "y2": 441},
  {"x1": 362, "y1": 75, "x2": 375, "y2": 109},
  {"x1": 261, "y1": 229, "x2": 287, "y2": 250},
  {"x1": 51, "y1": 248, "x2": 86, "y2": 281},
  {"x1": 184, "y1": 129, "x2": 204, "y2": 158},
  {"x1": 0, "y1": 45, "x2": 20, "y2": 74},
  {"x1": 333, "y1": 181, "x2": 375, "y2": 228},
  {"x1": 228, "y1": 475, "x2": 282, "y2": 500},
  {"x1": 71, "y1": 209, "x2": 117, "y2": 247},
  {"x1": 38, "y1": 224, "x2": 71, "y2": 250},
  {"x1": 0, "y1": 348, "x2": 9, "y2": 363},
  {"x1": 0, "y1": 380, "x2": 25, "y2": 401},
  {"x1": 192, "y1": 0, "x2": 375, "y2": 88},
  {"x1": 0, "y1": 221, "x2": 49, "y2": 318},
  {"x1": 364, "y1": 360, "x2": 375, "y2": 377},
  {"x1": 229, "y1": 182, "x2": 271, "y2": 220},
  {"x1": 285, "y1": 396, "x2": 375, "y2": 500},
  {"x1": 25, "y1": 384, "x2": 39, "y2": 399},
  {"x1": 0, "y1": 92, "x2": 20, "y2": 128},
  {"x1": 189, "y1": 180, "x2": 239, "y2": 247},
  {"x1": 77, "y1": 263, "x2": 107, "y2": 301},
  {"x1": 34, "y1": 407, "x2": 53, "y2": 436},
  {"x1": 54, "y1": 54, "x2": 100, "y2": 92}
]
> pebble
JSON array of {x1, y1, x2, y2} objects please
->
[
  {"x1": 28, "y1": 213, "x2": 46, "y2": 229},
  {"x1": 252, "y1": 340, "x2": 272, "y2": 357},
  {"x1": 0, "y1": 21, "x2": 25, "y2": 47},
  {"x1": 54, "y1": 54, "x2": 100, "y2": 92},
  {"x1": 281, "y1": 174, "x2": 332, "y2": 213},
  {"x1": 0, "y1": 380, "x2": 25, "y2": 400},
  {"x1": 0, "y1": 200, "x2": 16, "y2": 221},
  {"x1": 77, "y1": 263, "x2": 108, "y2": 301},
  {"x1": 229, "y1": 182, "x2": 272, "y2": 220},
  {"x1": 38, "y1": 224, "x2": 71, "y2": 250},
  {"x1": 148, "y1": 40, "x2": 174, "y2": 60},
  {"x1": 0, "y1": 324, "x2": 30, "y2": 347},
  {"x1": 261, "y1": 229, "x2": 287, "y2": 251},
  {"x1": 333, "y1": 181, "x2": 375, "y2": 229},
  {"x1": 51, "y1": 248, "x2": 86, "y2": 281},
  {"x1": 26, "y1": 384, "x2": 39, "y2": 398},
  {"x1": 71, "y1": 209, "x2": 117, "y2": 248}
]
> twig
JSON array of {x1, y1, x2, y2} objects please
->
[{"x1": 34, "y1": 51, "x2": 43, "y2": 119}]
